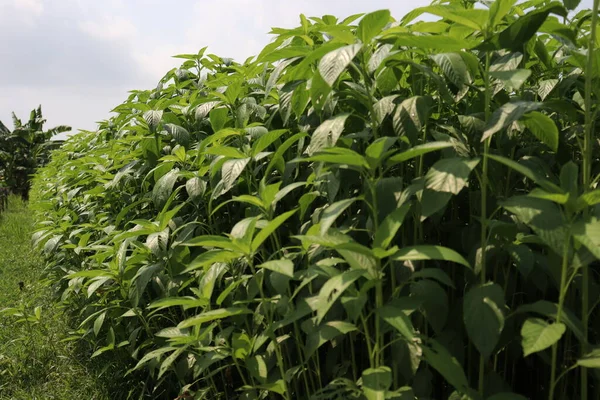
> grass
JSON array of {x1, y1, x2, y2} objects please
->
[{"x1": 0, "y1": 196, "x2": 110, "y2": 399}]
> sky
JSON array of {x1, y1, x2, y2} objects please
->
[{"x1": 0, "y1": 0, "x2": 595, "y2": 139}]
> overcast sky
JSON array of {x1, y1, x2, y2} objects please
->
[{"x1": 0, "y1": 0, "x2": 594, "y2": 139}]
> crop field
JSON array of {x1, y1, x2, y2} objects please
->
[{"x1": 1, "y1": 0, "x2": 599, "y2": 399}]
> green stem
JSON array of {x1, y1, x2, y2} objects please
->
[
  {"x1": 549, "y1": 233, "x2": 571, "y2": 400},
  {"x1": 479, "y1": 49, "x2": 493, "y2": 396},
  {"x1": 581, "y1": 3, "x2": 598, "y2": 399}
]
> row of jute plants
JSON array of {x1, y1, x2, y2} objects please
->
[{"x1": 29, "y1": 0, "x2": 600, "y2": 399}]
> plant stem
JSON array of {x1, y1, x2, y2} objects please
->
[
  {"x1": 549, "y1": 233, "x2": 571, "y2": 400},
  {"x1": 581, "y1": 3, "x2": 598, "y2": 399},
  {"x1": 479, "y1": 49, "x2": 493, "y2": 396}
]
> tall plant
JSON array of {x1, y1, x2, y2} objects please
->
[
  {"x1": 0, "y1": 106, "x2": 70, "y2": 199},
  {"x1": 29, "y1": 1, "x2": 600, "y2": 399}
]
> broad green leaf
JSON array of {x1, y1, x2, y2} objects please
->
[
  {"x1": 378, "y1": 304, "x2": 416, "y2": 340},
  {"x1": 411, "y1": 279, "x2": 448, "y2": 333},
  {"x1": 143, "y1": 110, "x2": 163, "y2": 131},
  {"x1": 479, "y1": 3, "x2": 567, "y2": 51},
  {"x1": 251, "y1": 209, "x2": 298, "y2": 251},
  {"x1": 362, "y1": 367, "x2": 392, "y2": 400},
  {"x1": 315, "y1": 269, "x2": 365, "y2": 324},
  {"x1": 405, "y1": 6, "x2": 487, "y2": 31},
  {"x1": 387, "y1": 141, "x2": 453, "y2": 166},
  {"x1": 487, "y1": 154, "x2": 562, "y2": 193},
  {"x1": 422, "y1": 338, "x2": 470, "y2": 392},
  {"x1": 318, "y1": 44, "x2": 362, "y2": 86},
  {"x1": 129, "y1": 264, "x2": 162, "y2": 307},
  {"x1": 152, "y1": 169, "x2": 179, "y2": 209},
  {"x1": 178, "y1": 307, "x2": 251, "y2": 328},
  {"x1": 572, "y1": 218, "x2": 600, "y2": 259},
  {"x1": 577, "y1": 348, "x2": 600, "y2": 368},
  {"x1": 501, "y1": 196, "x2": 567, "y2": 251},
  {"x1": 577, "y1": 190, "x2": 600, "y2": 211},
  {"x1": 538, "y1": 79, "x2": 558, "y2": 101},
  {"x1": 306, "y1": 113, "x2": 350, "y2": 155},
  {"x1": 489, "y1": 0, "x2": 518, "y2": 28},
  {"x1": 562, "y1": 0, "x2": 581, "y2": 10},
  {"x1": 185, "y1": 177, "x2": 206, "y2": 204},
  {"x1": 392, "y1": 34, "x2": 480, "y2": 51},
  {"x1": 521, "y1": 111, "x2": 559, "y2": 151},
  {"x1": 425, "y1": 158, "x2": 480, "y2": 195},
  {"x1": 392, "y1": 245, "x2": 470, "y2": 268},
  {"x1": 305, "y1": 321, "x2": 357, "y2": 358},
  {"x1": 209, "y1": 107, "x2": 229, "y2": 132},
  {"x1": 481, "y1": 101, "x2": 540, "y2": 142},
  {"x1": 411, "y1": 268, "x2": 455, "y2": 288},
  {"x1": 393, "y1": 96, "x2": 430, "y2": 143},
  {"x1": 158, "y1": 347, "x2": 186, "y2": 379},
  {"x1": 373, "y1": 203, "x2": 411, "y2": 250},
  {"x1": 365, "y1": 137, "x2": 396, "y2": 170},
  {"x1": 304, "y1": 148, "x2": 370, "y2": 169},
  {"x1": 521, "y1": 318, "x2": 566, "y2": 357},
  {"x1": 148, "y1": 296, "x2": 208, "y2": 311},
  {"x1": 464, "y1": 283, "x2": 506, "y2": 360},
  {"x1": 516, "y1": 301, "x2": 586, "y2": 343},
  {"x1": 251, "y1": 129, "x2": 287, "y2": 157},
  {"x1": 257, "y1": 259, "x2": 294, "y2": 278},
  {"x1": 219, "y1": 157, "x2": 250, "y2": 195},
  {"x1": 490, "y1": 69, "x2": 531, "y2": 92},
  {"x1": 164, "y1": 123, "x2": 190, "y2": 147},
  {"x1": 93, "y1": 311, "x2": 106, "y2": 336},
  {"x1": 430, "y1": 53, "x2": 471, "y2": 89},
  {"x1": 319, "y1": 197, "x2": 359, "y2": 235},
  {"x1": 357, "y1": 10, "x2": 390, "y2": 43}
]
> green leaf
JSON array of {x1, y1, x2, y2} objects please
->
[
  {"x1": 209, "y1": 108, "x2": 229, "y2": 132},
  {"x1": 489, "y1": 0, "x2": 518, "y2": 28},
  {"x1": 490, "y1": 69, "x2": 531, "y2": 92},
  {"x1": 251, "y1": 129, "x2": 287, "y2": 157},
  {"x1": 393, "y1": 245, "x2": 471, "y2": 268},
  {"x1": 516, "y1": 301, "x2": 586, "y2": 343},
  {"x1": 521, "y1": 111, "x2": 559, "y2": 152},
  {"x1": 501, "y1": 196, "x2": 567, "y2": 251},
  {"x1": 572, "y1": 218, "x2": 600, "y2": 260},
  {"x1": 411, "y1": 268, "x2": 455, "y2": 288},
  {"x1": 164, "y1": 123, "x2": 190, "y2": 147},
  {"x1": 430, "y1": 53, "x2": 471, "y2": 89},
  {"x1": 357, "y1": 10, "x2": 390, "y2": 43},
  {"x1": 411, "y1": 280, "x2": 448, "y2": 333},
  {"x1": 577, "y1": 348, "x2": 600, "y2": 368},
  {"x1": 185, "y1": 177, "x2": 206, "y2": 204},
  {"x1": 178, "y1": 307, "x2": 252, "y2": 328},
  {"x1": 305, "y1": 321, "x2": 357, "y2": 358},
  {"x1": 393, "y1": 96, "x2": 430, "y2": 143},
  {"x1": 373, "y1": 203, "x2": 411, "y2": 250},
  {"x1": 378, "y1": 304, "x2": 416, "y2": 340},
  {"x1": 362, "y1": 367, "x2": 392, "y2": 400},
  {"x1": 152, "y1": 169, "x2": 179, "y2": 209},
  {"x1": 387, "y1": 141, "x2": 453, "y2": 166},
  {"x1": 257, "y1": 259, "x2": 294, "y2": 278},
  {"x1": 480, "y1": 3, "x2": 567, "y2": 51},
  {"x1": 318, "y1": 44, "x2": 362, "y2": 87},
  {"x1": 464, "y1": 283, "x2": 506, "y2": 360},
  {"x1": 425, "y1": 158, "x2": 480, "y2": 195},
  {"x1": 392, "y1": 34, "x2": 479, "y2": 51},
  {"x1": 314, "y1": 269, "x2": 365, "y2": 324},
  {"x1": 521, "y1": 318, "x2": 566, "y2": 357},
  {"x1": 306, "y1": 113, "x2": 350, "y2": 155},
  {"x1": 481, "y1": 101, "x2": 540, "y2": 142},
  {"x1": 129, "y1": 264, "x2": 162, "y2": 307},
  {"x1": 158, "y1": 347, "x2": 186, "y2": 379},
  {"x1": 304, "y1": 148, "x2": 370, "y2": 169},
  {"x1": 365, "y1": 137, "x2": 396, "y2": 170},
  {"x1": 143, "y1": 110, "x2": 163, "y2": 131},
  {"x1": 487, "y1": 154, "x2": 562, "y2": 193},
  {"x1": 562, "y1": 0, "x2": 581, "y2": 10},
  {"x1": 251, "y1": 209, "x2": 298, "y2": 252},
  {"x1": 422, "y1": 338, "x2": 470, "y2": 392},
  {"x1": 219, "y1": 157, "x2": 250, "y2": 196},
  {"x1": 319, "y1": 197, "x2": 359, "y2": 235},
  {"x1": 406, "y1": 5, "x2": 486, "y2": 30},
  {"x1": 148, "y1": 296, "x2": 208, "y2": 311},
  {"x1": 93, "y1": 311, "x2": 106, "y2": 336}
]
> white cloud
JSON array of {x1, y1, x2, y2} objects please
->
[
  {"x1": 12, "y1": 0, "x2": 43, "y2": 15},
  {"x1": 79, "y1": 16, "x2": 137, "y2": 41}
]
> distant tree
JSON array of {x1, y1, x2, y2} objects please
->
[{"x1": 0, "y1": 106, "x2": 70, "y2": 200}]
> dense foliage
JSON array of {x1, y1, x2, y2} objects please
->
[
  {"x1": 0, "y1": 106, "x2": 70, "y2": 199},
  {"x1": 31, "y1": 0, "x2": 600, "y2": 399}
]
